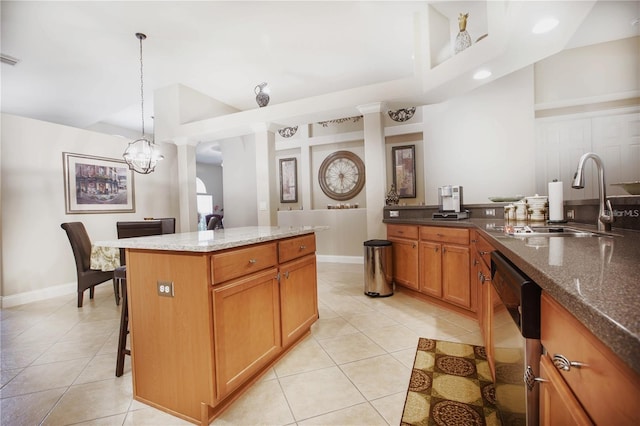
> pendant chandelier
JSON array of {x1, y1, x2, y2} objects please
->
[{"x1": 123, "y1": 33, "x2": 163, "y2": 174}]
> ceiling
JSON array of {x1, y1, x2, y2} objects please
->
[{"x1": 2, "y1": 1, "x2": 639, "y2": 164}]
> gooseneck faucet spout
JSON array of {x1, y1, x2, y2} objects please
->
[{"x1": 571, "y1": 152, "x2": 614, "y2": 232}]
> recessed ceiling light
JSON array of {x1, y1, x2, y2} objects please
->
[
  {"x1": 532, "y1": 18, "x2": 559, "y2": 34},
  {"x1": 473, "y1": 69, "x2": 492, "y2": 80}
]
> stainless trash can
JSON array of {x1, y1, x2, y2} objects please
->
[{"x1": 363, "y1": 240, "x2": 394, "y2": 297}]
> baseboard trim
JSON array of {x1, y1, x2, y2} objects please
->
[
  {"x1": 317, "y1": 255, "x2": 363, "y2": 264},
  {"x1": 0, "y1": 282, "x2": 75, "y2": 308}
]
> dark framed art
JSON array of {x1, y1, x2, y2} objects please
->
[
  {"x1": 279, "y1": 157, "x2": 298, "y2": 203},
  {"x1": 392, "y1": 145, "x2": 416, "y2": 198},
  {"x1": 62, "y1": 152, "x2": 135, "y2": 213}
]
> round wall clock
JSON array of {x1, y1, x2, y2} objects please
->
[{"x1": 318, "y1": 150, "x2": 366, "y2": 201}]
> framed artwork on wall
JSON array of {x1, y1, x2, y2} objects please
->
[
  {"x1": 279, "y1": 157, "x2": 298, "y2": 203},
  {"x1": 392, "y1": 145, "x2": 416, "y2": 198},
  {"x1": 62, "y1": 152, "x2": 135, "y2": 214}
]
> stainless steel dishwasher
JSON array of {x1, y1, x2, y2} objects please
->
[{"x1": 491, "y1": 251, "x2": 542, "y2": 426}]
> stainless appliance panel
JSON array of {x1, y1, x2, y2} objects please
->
[{"x1": 491, "y1": 251, "x2": 541, "y2": 426}]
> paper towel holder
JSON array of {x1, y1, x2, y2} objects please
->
[{"x1": 547, "y1": 179, "x2": 568, "y2": 224}]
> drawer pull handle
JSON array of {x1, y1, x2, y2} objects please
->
[
  {"x1": 479, "y1": 272, "x2": 491, "y2": 284},
  {"x1": 524, "y1": 366, "x2": 548, "y2": 391},
  {"x1": 480, "y1": 251, "x2": 489, "y2": 256},
  {"x1": 284, "y1": 271, "x2": 290, "y2": 279},
  {"x1": 553, "y1": 354, "x2": 587, "y2": 371},
  {"x1": 299, "y1": 245, "x2": 306, "y2": 250},
  {"x1": 437, "y1": 233, "x2": 444, "y2": 237},
  {"x1": 248, "y1": 258, "x2": 257, "y2": 264}
]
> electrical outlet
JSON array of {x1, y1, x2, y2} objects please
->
[
  {"x1": 157, "y1": 281, "x2": 174, "y2": 297},
  {"x1": 485, "y1": 209, "x2": 495, "y2": 217},
  {"x1": 389, "y1": 210, "x2": 399, "y2": 217},
  {"x1": 567, "y1": 209, "x2": 575, "y2": 219}
]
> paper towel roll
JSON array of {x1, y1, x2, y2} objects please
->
[{"x1": 548, "y1": 181, "x2": 564, "y2": 221}]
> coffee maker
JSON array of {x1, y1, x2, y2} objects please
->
[{"x1": 433, "y1": 185, "x2": 468, "y2": 220}]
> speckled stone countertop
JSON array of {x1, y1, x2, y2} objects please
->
[
  {"x1": 95, "y1": 226, "x2": 323, "y2": 253},
  {"x1": 384, "y1": 217, "x2": 640, "y2": 376}
]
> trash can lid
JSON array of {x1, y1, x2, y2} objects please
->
[{"x1": 364, "y1": 239, "x2": 392, "y2": 247}]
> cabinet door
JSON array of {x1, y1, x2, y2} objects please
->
[
  {"x1": 280, "y1": 254, "x2": 318, "y2": 347},
  {"x1": 419, "y1": 241, "x2": 442, "y2": 297},
  {"x1": 478, "y1": 257, "x2": 494, "y2": 378},
  {"x1": 211, "y1": 268, "x2": 281, "y2": 399},
  {"x1": 539, "y1": 354, "x2": 593, "y2": 426},
  {"x1": 442, "y1": 244, "x2": 472, "y2": 310},
  {"x1": 389, "y1": 238, "x2": 419, "y2": 290}
]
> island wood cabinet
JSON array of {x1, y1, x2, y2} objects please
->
[
  {"x1": 278, "y1": 234, "x2": 318, "y2": 347},
  {"x1": 126, "y1": 234, "x2": 318, "y2": 425},
  {"x1": 386, "y1": 224, "x2": 475, "y2": 314},
  {"x1": 540, "y1": 292, "x2": 640, "y2": 425},
  {"x1": 387, "y1": 224, "x2": 419, "y2": 290},
  {"x1": 211, "y1": 266, "x2": 281, "y2": 399}
]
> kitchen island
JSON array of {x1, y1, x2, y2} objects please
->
[{"x1": 96, "y1": 226, "x2": 322, "y2": 425}]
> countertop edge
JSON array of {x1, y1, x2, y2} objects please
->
[{"x1": 95, "y1": 226, "x2": 326, "y2": 253}]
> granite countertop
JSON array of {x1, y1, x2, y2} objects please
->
[
  {"x1": 95, "y1": 226, "x2": 324, "y2": 253},
  {"x1": 384, "y1": 217, "x2": 640, "y2": 376}
]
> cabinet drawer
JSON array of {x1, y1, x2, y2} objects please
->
[
  {"x1": 541, "y1": 293, "x2": 640, "y2": 425},
  {"x1": 278, "y1": 234, "x2": 316, "y2": 264},
  {"x1": 473, "y1": 232, "x2": 494, "y2": 268},
  {"x1": 420, "y1": 226, "x2": 469, "y2": 245},
  {"x1": 211, "y1": 242, "x2": 277, "y2": 284},
  {"x1": 387, "y1": 224, "x2": 418, "y2": 240}
]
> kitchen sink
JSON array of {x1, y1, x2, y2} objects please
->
[{"x1": 495, "y1": 225, "x2": 614, "y2": 238}]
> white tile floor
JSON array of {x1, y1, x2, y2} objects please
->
[{"x1": 1, "y1": 262, "x2": 482, "y2": 425}]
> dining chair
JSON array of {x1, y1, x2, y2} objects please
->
[
  {"x1": 155, "y1": 217, "x2": 176, "y2": 234},
  {"x1": 115, "y1": 219, "x2": 174, "y2": 377},
  {"x1": 61, "y1": 222, "x2": 116, "y2": 308}
]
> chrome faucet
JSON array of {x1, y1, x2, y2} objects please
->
[{"x1": 571, "y1": 152, "x2": 614, "y2": 232}]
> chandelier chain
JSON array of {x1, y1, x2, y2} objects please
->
[{"x1": 139, "y1": 34, "x2": 145, "y2": 136}]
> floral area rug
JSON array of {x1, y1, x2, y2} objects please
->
[{"x1": 401, "y1": 338, "x2": 502, "y2": 426}]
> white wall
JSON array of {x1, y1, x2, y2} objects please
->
[
  {"x1": 535, "y1": 37, "x2": 639, "y2": 105},
  {"x1": 0, "y1": 114, "x2": 179, "y2": 306},
  {"x1": 219, "y1": 135, "x2": 258, "y2": 227},
  {"x1": 423, "y1": 66, "x2": 536, "y2": 205}
]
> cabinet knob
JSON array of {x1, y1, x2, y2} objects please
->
[
  {"x1": 553, "y1": 354, "x2": 587, "y2": 371},
  {"x1": 284, "y1": 271, "x2": 290, "y2": 279},
  {"x1": 434, "y1": 246, "x2": 438, "y2": 252},
  {"x1": 412, "y1": 243, "x2": 416, "y2": 249},
  {"x1": 248, "y1": 258, "x2": 257, "y2": 264},
  {"x1": 300, "y1": 245, "x2": 306, "y2": 250},
  {"x1": 524, "y1": 366, "x2": 548, "y2": 391},
  {"x1": 479, "y1": 272, "x2": 491, "y2": 284}
]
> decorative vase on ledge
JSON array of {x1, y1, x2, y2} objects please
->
[
  {"x1": 454, "y1": 13, "x2": 472, "y2": 54},
  {"x1": 386, "y1": 184, "x2": 399, "y2": 206}
]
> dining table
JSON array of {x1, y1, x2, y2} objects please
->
[{"x1": 90, "y1": 244, "x2": 121, "y2": 271}]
